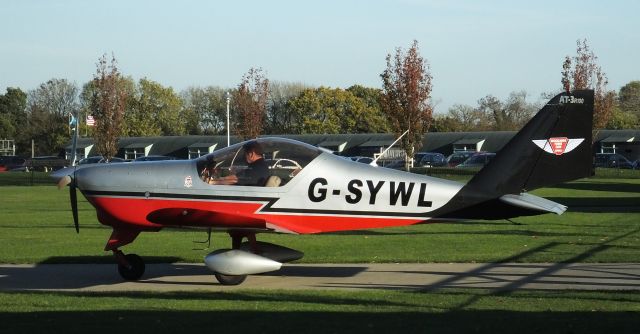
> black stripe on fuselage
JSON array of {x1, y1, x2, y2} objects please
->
[{"x1": 82, "y1": 190, "x2": 434, "y2": 218}]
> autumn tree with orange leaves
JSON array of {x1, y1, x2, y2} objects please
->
[
  {"x1": 232, "y1": 67, "x2": 269, "y2": 139},
  {"x1": 561, "y1": 39, "x2": 615, "y2": 131},
  {"x1": 380, "y1": 40, "x2": 433, "y2": 168},
  {"x1": 89, "y1": 54, "x2": 127, "y2": 160}
]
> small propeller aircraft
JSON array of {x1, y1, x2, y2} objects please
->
[{"x1": 54, "y1": 90, "x2": 593, "y2": 285}]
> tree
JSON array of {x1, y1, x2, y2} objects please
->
[
  {"x1": 346, "y1": 85, "x2": 390, "y2": 133},
  {"x1": 618, "y1": 81, "x2": 640, "y2": 116},
  {"x1": 380, "y1": 40, "x2": 433, "y2": 166},
  {"x1": 265, "y1": 81, "x2": 309, "y2": 134},
  {"x1": 129, "y1": 78, "x2": 185, "y2": 136},
  {"x1": 446, "y1": 104, "x2": 491, "y2": 131},
  {"x1": 81, "y1": 76, "x2": 135, "y2": 138},
  {"x1": 0, "y1": 88, "x2": 27, "y2": 141},
  {"x1": 89, "y1": 54, "x2": 127, "y2": 160},
  {"x1": 24, "y1": 79, "x2": 79, "y2": 156},
  {"x1": 561, "y1": 39, "x2": 615, "y2": 130},
  {"x1": 606, "y1": 107, "x2": 638, "y2": 129},
  {"x1": 181, "y1": 86, "x2": 229, "y2": 135},
  {"x1": 232, "y1": 67, "x2": 269, "y2": 139},
  {"x1": 476, "y1": 91, "x2": 537, "y2": 131},
  {"x1": 286, "y1": 87, "x2": 384, "y2": 134}
]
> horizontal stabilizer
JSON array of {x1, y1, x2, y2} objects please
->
[{"x1": 499, "y1": 193, "x2": 567, "y2": 215}]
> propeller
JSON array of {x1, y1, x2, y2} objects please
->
[
  {"x1": 56, "y1": 169, "x2": 79, "y2": 233},
  {"x1": 69, "y1": 170, "x2": 79, "y2": 233}
]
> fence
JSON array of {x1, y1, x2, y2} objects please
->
[{"x1": 0, "y1": 171, "x2": 55, "y2": 186}]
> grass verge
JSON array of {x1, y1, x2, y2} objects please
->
[{"x1": 0, "y1": 289, "x2": 638, "y2": 333}]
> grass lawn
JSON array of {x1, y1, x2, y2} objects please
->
[
  {"x1": 0, "y1": 178, "x2": 638, "y2": 264},
  {"x1": 0, "y1": 289, "x2": 638, "y2": 333}
]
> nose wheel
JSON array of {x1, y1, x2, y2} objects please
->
[{"x1": 114, "y1": 250, "x2": 145, "y2": 281}]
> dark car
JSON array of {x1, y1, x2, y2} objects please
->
[
  {"x1": 456, "y1": 152, "x2": 496, "y2": 168},
  {"x1": 414, "y1": 152, "x2": 447, "y2": 167},
  {"x1": 382, "y1": 160, "x2": 406, "y2": 169},
  {"x1": 446, "y1": 151, "x2": 476, "y2": 167},
  {"x1": 78, "y1": 156, "x2": 126, "y2": 165},
  {"x1": 24, "y1": 156, "x2": 69, "y2": 172},
  {"x1": 0, "y1": 156, "x2": 26, "y2": 172},
  {"x1": 594, "y1": 153, "x2": 637, "y2": 169},
  {"x1": 134, "y1": 155, "x2": 177, "y2": 162}
]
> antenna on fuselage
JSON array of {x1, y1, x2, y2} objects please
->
[{"x1": 371, "y1": 129, "x2": 409, "y2": 166}]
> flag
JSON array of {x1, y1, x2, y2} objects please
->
[
  {"x1": 69, "y1": 114, "x2": 77, "y2": 129},
  {"x1": 86, "y1": 115, "x2": 96, "y2": 127}
]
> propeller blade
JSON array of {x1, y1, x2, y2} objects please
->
[
  {"x1": 70, "y1": 174, "x2": 79, "y2": 233},
  {"x1": 57, "y1": 175, "x2": 72, "y2": 189}
]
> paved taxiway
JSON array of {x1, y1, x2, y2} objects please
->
[{"x1": 1, "y1": 263, "x2": 639, "y2": 292}]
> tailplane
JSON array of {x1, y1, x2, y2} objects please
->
[{"x1": 465, "y1": 89, "x2": 594, "y2": 197}]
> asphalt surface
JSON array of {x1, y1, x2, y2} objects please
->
[{"x1": 1, "y1": 262, "x2": 639, "y2": 292}]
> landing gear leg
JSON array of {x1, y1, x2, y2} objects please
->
[{"x1": 114, "y1": 249, "x2": 145, "y2": 281}]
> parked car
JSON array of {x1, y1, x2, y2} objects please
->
[
  {"x1": 0, "y1": 156, "x2": 26, "y2": 172},
  {"x1": 456, "y1": 152, "x2": 496, "y2": 168},
  {"x1": 24, "y1": 156, "x2": 69, "y2": 172},
  {"x1": 446, "y1": 151, "x2": 476, "y2": 167},
  {"x1": 78, "y1": 156, "x2": 126, "y2": 165},
  {"x1": 382, "y1": 160, "x2": 406, "y2": 170},
  {"x1": 594, "y1": 153, "x2": 637, "y2": 169},
  {"x1": 134, "y1": 155, "x2": 177, "y2": 162},
  {"x1": 414, "y1": 152, "x2": 447, "y2": 167}
]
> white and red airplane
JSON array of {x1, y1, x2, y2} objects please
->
[{"x1": 54, "y1": 90, "x2": 594, "y2": 285}]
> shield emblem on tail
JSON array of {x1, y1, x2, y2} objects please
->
[{"x1": 532, "y1": 137, "x2": 584, "y2": 156}]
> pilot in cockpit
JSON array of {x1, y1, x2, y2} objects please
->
[{"x1": 205, "y1": 141, "x2": 270, "y2": 186}]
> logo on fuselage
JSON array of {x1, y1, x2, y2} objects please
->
[
  {"x1": 532, "y1": 137, "x2": 584, "y2": 156},
  {"x1": 184, "y1": 175, "x2": 193, "y2": 188}
]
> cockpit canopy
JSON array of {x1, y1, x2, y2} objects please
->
[{"x1": 196, "y1": 137, "x2": 324, "y2": 186}]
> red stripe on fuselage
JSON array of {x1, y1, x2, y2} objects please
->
[{"x1": 85, "y1": 195, "x2": 427, "y2": 234}]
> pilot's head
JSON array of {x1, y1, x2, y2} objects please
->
[{"x1": 242, "y1": 141, "x2": 263, "y2": 163}]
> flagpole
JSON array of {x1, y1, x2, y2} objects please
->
[{"x1": 70, "y1": 110, "x2": 79, "y2": 166}]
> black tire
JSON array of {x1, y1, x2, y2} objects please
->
[
  {"x1": 117, "y1": 254, "x2": 145, "y2": 281},
  {"x1": 214, "y1": 273, "x2": 247, "y2": 286}
]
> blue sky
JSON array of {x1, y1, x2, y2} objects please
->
[{"x1": 1, "y1": 0, "x2": 638, "y2": 113}]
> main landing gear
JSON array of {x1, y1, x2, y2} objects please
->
[
  {"x1": 211, "y1": 232, "x2": 255, "y2": 286},
  {"x1": 214, "y1": 272, "x2": 247, "y2": 286},
  {"x1": 110, "y1": 231, "x2": 297, "y2": 286},
  {"x1": 110, "y1": 233, "x2": 252, "y2": 285},
  {"x1": 114, "y1": 250, "x2": 145, "y2": 281}
]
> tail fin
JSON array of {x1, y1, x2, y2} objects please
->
[{"x1": 466, "y1": 89, "x2": 594, "y2": 196}]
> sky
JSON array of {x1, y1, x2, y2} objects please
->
[{"x1": 1, "y1": 0, "x2": 639, "y2": 113}]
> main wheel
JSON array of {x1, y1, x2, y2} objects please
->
[
  {"x1": 117, "y1": 253, "x2": 145, "y2": 281},
  {"x1": 214, "y1": 273, "x2": 247, "y2": 286}
]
